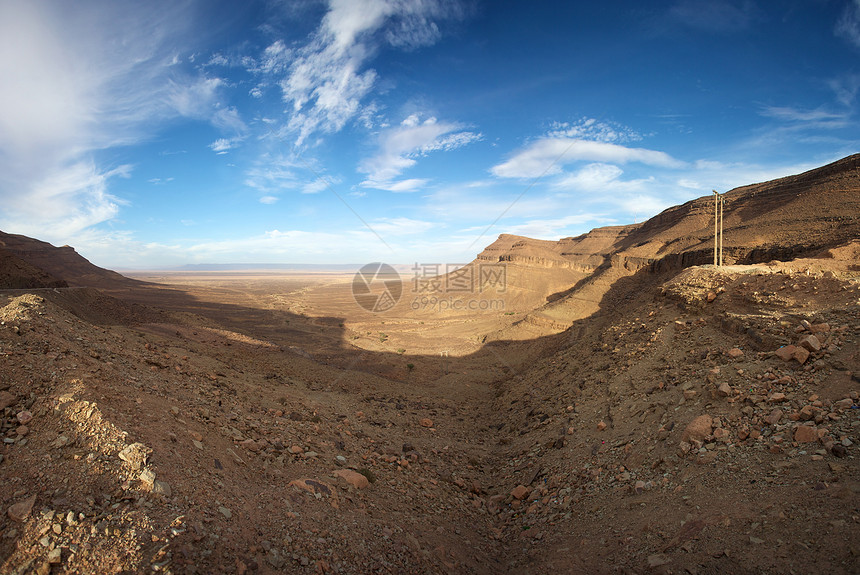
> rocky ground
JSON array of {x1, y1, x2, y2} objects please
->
[{"x1": 0, "y1": 255, "x2": 858, "y2": 574}]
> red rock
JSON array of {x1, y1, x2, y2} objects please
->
[
  {"x1": 798, "y1": 334, "x2": 821, "y2": 352},
  {"x1": 511, "y1": 485, "x2": 530, "y2": 500},
  {"x1": 290, "y1": 478, "x2": 335, "y2": 498},
  {"x1": 333, "y1": 469, "x2": 369, "y2": 489},
  {"x1": 706, "y1": 291, "x2": 717, "y2": 302},
  {"x1": 768, "y1": 392, "x2": 786, "y2": 403},
  {"x1": 717, "y1": 382, "x2": 732, "y2": 397},
  {"x1": 420, "y1": 418, "x2": 434, "y2": 428},
  {"x1": 834, "y1": 398, "x2": 854, "y2": 411},
  {"x1": 16, "y1": 411, "x2": 32, "y2": 424},
  {"x1": 0, "y1": 391, "x2": 14, "y2": 410},
  {"x1": 8, "y1": 495, "x2": 36, "y2": 522},
  {"x1": 794, "y1": 425, "x2": 818, "y2": 443},
  {"x1": 792, "y1": 346, "x2": 810, "y2": 364},
  {"x1": 765, "y1": 409, "x2": 783, "y2": 425},
  {"x1": 681, "y1": 415, "x2": 712, "y2": 443},
  {"x1": 810, "y1": 323, "x2": 830, "y2": 334},
  {"x1": 713, "y1": 427, "x2": 730, "y2": 442},
  {"x1": 774, "y1": 346, "x2": 796, "y2": 361},
  {"x1": 15, "y1": 425, "x2": 29, "y2": 436},
  {"x1": 727, "y1": 348, "x2": 744, "y2": 359},
  {"x1": 596, "y1": 420, "x2": 607, "y2": 431}
]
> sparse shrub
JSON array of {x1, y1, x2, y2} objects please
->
[
  {"x1": 406, "y1": 363, "x2": 415, "y2": 372},
  {"x1": 397, "y1": 348, "x2": 406, "y2": 354}
]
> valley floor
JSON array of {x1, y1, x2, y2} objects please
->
[{"x1": 0, "y1": 261, "x2": 858, "y2": 574}]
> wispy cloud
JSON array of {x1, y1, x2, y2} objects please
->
[
  {"x1": 668, "y1": 0, "x2": 759, "y2": 32},
  {"x1": 836, "y1": 0, "x2": 860, "y2": 47},
  {"x1": 261, "y1": 0, "x2": 466, "y2": 145},
  {"x1": 759, "y1": 105, "x2": 847, "y2": 125},
  {"x1": 359, "y1": 114, "x2": 482, "y2": 189},
  {"x1": 0, "y1": 1, "x2": 238, "y2": 243},
  {"x1": 491, "y1": 138, "x2": 685, "y2": 179}
]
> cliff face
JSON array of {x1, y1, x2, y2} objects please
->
[
  {"x1": 475, "y1": 153, "x2": 860, "y2": 334},
  {"x1": 0, "y1": 231, "x2": 138, "y2": 290}
]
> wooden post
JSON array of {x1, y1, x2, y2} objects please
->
[
  {"x1": 713, "y1": 190, "x2": 719, "y2": 266},
  {"x1": 719, "y1": 193, "x2": 724, "y2": 266}
]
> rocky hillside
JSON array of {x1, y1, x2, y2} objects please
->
[
  {"x1": 0, "y1": 231, "x2": 137, "y2": 290},
  {"x1": 473, "y1": 154, "x2": 860, "y2": 334}
]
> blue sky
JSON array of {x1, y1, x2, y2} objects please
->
[{"x1": 1, "y1": 0, "x2": 859, "y2": 269}]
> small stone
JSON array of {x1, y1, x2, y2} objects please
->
[
  {"x1": 810, "y1": 322, "x2": 830, "y2": 334},
  {"x1": 681, "y1": 415, "x2": 712, "y2": 443},
  {"x1": 152, "y1": 481, "x2": 172, "y2": 497},
  {"x1": 706, "y1": 291, "x2": 717, "y2": 303},
  {"x1": 0, "y1": 391, "x2": 14, "y2": 410},
  {"x1": 683, "y1": 389, "x2": 697, "y2": 400},
  {"x1": 16, "y1": 425, "x2": 29, "y2": 437},
  {"x1": 765, "y1": 409, "x2": 783, "y2": 425},
  {"x1": 140, "y1": 468, "x2": 156, "y2": 487},
  {"x1": 47, "y1": 548, "x2": 62, "y2": 564},
  {"x1": 717, "y1": 382, "x2": 732, "y2": 397},
  {"x1": 727, "y1": 348, "x2": 744, "y2": 359},
  {"x1": 596, "y1": 421, "x2": 607, "y2": 431},
  {"x1": 333, "y1": 469, "x2": 369, "y2": 489},
  {"x1": 420, "y1": 418, "x2": 434, "y2": 428},
  {"x1": 774, "y1": 345, "x2": 796, "y2": 361},
  {"x1": 511, "y1": 485, "x2": 530, "y2": 500},
  {"x1": 831, "y1": 444, "x2": 848, "y2": 458},
  {"x1": 289, "y1": 445, "x2": 304, "y2": 454},
  {"x1": 834, "y1": 398, "x2": 854, "y2": 411},
  {"x1": 219, "y1": 506, "x2": 232, "y2": 520},
  {"x1": 634, "y1": 480, "x2": 646, "y2": 494},
  {"x1": 192, "y1": 440, "x2": 204, "y2": 450},
  {"x1": 648, "y1": 553, "x2": 671, "y2": 567},
  {"x1": 50, "y1": 435, "x2": 70, "y2": 449},
  {"x1": 118, "y1": 443, "x2": 151, "y2": 470},
  {"x1": 16, "y1": 411, "x2": 32, "y2": 424},
  {"x1": 798, "y1": 334, "x2": 821, "y2": 352},
  {"x1": 794, "y1": 425, "x2": 818, "y2": 443},
  {"x1": 8, "y1": 495, "x2": 36, "y2": 522},
  {"x1": 792, "y1": 346, "x2": 810, "y2": 364},
  {"x1": 335, "y1": 455, "x2": 347, "y2": 465},
  {"x1": 768, "y1": 392, "x2": 786, "y2": 403}
]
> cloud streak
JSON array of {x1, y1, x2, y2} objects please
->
[
  {"x1": 491, "y1": 138, "x2": 685, "y2": 179},
  {"x1": 265, "y1": 0, "x2": 465, "y2": 145},
  {"x1": 0, "y1": 1, "x2": 239, "y2": 242},
  {"x1": 359, "y1": 114, "x2": 482, "y2": 189}
]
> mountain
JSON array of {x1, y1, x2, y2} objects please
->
[
  {"x1": 0, "y1": 231, "x2": 138, "y2": 290},
  {"x1": 463, "y1": 153, "x2": 860, "y2": 333}
]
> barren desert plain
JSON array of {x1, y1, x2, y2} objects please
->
[{"x1": 0, "y1": 156, "x2": 859, "y2": 574}]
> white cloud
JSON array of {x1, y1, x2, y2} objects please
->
[
  {"x1": 552, "y1": 163, "x2": 652, "y2": 193},
  {"x1": 759, "y1": 105, "x2": 847, "y2": 126},
  {"x1": 491, "y1": 138, "x2": 685, "y2": 179},
  {"x1": 359, "y1": 114, "x2": 481, "y2": 188},
  {"x1": 369, "y1": 217, "x2": 437, "y2": 236},
  {"x1": 483, "y1": 214, "x2": 612, "y2": 240},
  {"x1": 547, "y1": 118, "x2": 642, "y2": 143},
  {"x1": 263, "y1": 0, "x2": 465, "y2": 144},
  {"x1": 836, "y1": 0, "x2": 860, "y2": 48},
  {"x1": 259, "y1": 196, "x2": 279, "y2": 204},
  {"x1": 669, "y1": 0, "x2": 759, "y2": 32},
  {"x1": 0, "y1": 1, "x2": 241, "y2": 242}
]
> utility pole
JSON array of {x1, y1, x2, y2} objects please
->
[
  {"x1": 719, "y1": 192, "x2": 724, "y2": 266},
  {"x1": 713, "y1": 190, "x2": 719, "y2": 266},
  {"x1": 713, "y1": 190, "x2": 724, "y2": 267}
]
